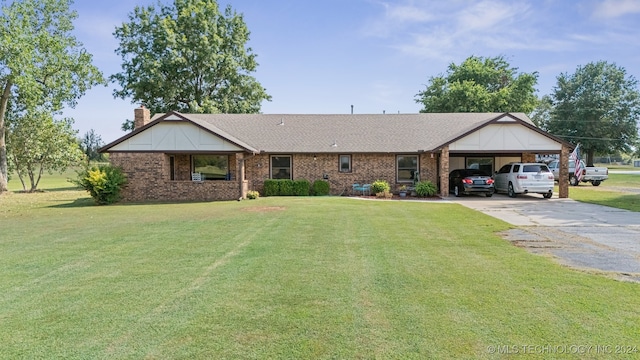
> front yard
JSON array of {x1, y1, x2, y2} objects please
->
[{"x1": 1, "y1": 184, "x2": 639, "y2": 358}]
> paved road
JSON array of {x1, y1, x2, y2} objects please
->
[{"x1": 449, "y1": 193, "x2": 640, "y2": 282}]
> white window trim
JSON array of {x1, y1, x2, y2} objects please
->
[
  {"x1": 397, "y1": 155, "x2": 419, "y2": 183},
  {"x1": 339, "y1": 154, "x2": 352, "y2": 173},
  {"x1": 270, "y1": 155, "x2": 292, "y2": 179}
]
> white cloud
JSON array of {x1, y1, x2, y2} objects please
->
[
  {"x1": 456, "y1": 0, "x2": 530, "y2": 32},
  {"x1": 593, "y1": 0, "x2": 640, "y2": 19},
  {"x1": 386, "y1": 4, "x2": 433, "y2": 23},
  {"x1": 363, "y1": 0, "x2": 639, "y2": 61}
]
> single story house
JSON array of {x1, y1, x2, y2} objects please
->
[{"x1": 100, "y1": 107, "x2": 572, "y2": 202}]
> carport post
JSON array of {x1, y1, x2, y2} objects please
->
[
  {"x1": 439, "y1": 146, "x2": 449, "y2": 197},
  {"x1": 559, "y1": 144, "x2": 569, "y2": 198}
]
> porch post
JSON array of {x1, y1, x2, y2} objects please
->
[
  {"x1": 439, "y1": 146, "x2": 449, "y2": 197},
  {"x1": 559, "y1": 145, "x2": 569, "y2": 198},
  {"x1": 237, "y1": 153, "x2": 247, "y2": 199}
]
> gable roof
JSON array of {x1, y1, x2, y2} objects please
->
[{"x1": 101, "y1": 112, "x2": 564, "y2": 153}]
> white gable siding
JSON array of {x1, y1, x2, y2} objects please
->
[
  {"x1": 109, "y1": 122, "x2": 243, "y2": 152},
  {"x1": 448, "y1": 124, "x2": 562, "y2": 152}
]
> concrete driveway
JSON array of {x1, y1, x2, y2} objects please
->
[{"x1": 449, "y1": 193, "x2": 640, "y2": 282}]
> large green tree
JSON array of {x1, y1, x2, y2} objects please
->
[
  {"x1": 546, "y1": 61, "x2": 640, "y2": 165},
  {"x1": 112, "y1": 0, "x2": 271, "y2": 115},
  {"x1": 7, "y1": 110, "x2": 83, "y2": 192},
  {"x1": 0, "y1": 0, "x2": 104, "y2": 192},
  {"x1": 415, "y1": 55, "x2": 538, "y2": 113},
  {"x1": 79, "y1": 129, "x2": 105, "y2": 164}
]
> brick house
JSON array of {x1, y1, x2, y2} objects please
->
[{"x1": 100, "y1": 107, "x2": 572, "y2": 202}]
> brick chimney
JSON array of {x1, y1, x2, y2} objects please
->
[{"x1": 134, "y1": 105, "x2": 151, "y2": 129}]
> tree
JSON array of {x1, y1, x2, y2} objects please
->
[
  {"x1": 547, "y1": 61, "x2": 640, "y2": 165},
  {"x1": 112, "y1": 0, "x2": 271, "y2": 115},
  {"x1": 0, "y1": 0, "x2": 104, "y2": 193},
  {"x1": 415, "y1": 55, "x2": 538, "y2": 113},
  {"x1": 7, "y1": 110, "x2": 84, "y2": 192},
  {"x1": 79, "y1": 129, "x2": 105, "y2": 164},
  {"x1": 530, "y1": 95, "x2": 554, "y2": 130},
  {"x1": 121, "y1": 119, "x2": 134, "y2": 132}
]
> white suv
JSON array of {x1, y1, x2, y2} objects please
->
[{"x1": 494, "y1": 163, "x2": 554, "y2": 199}]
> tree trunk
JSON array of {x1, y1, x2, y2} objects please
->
[
  {"x1": 586, "y1": 149, "x2": 595, "y2": 167},
  {"x1": 0, "y1": 79, "x2": 13, "y2": 193}
]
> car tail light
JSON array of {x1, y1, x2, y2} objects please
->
[
  {"x1": 548, "y1": 175, "x2": 554, "y2": 180},
  {"x1": 605, "y1": 168, "x2": 608, "y2": 175},
  {"x1": 486, "y1": 178, "x2": 494, "y2": 184},
  {"x1": 517, "y1": 175, "x2": 527, "y2": 179},
  {"x1": 462, "y1": 178, "x2": 473, "y2": 184}
]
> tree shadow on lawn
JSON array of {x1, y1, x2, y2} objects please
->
[{"x1": 48, "y1": 197, "x2": 97, "y2": 208}]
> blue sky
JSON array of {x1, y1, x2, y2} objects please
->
[{"x1": 63, "y1": 0, "x2": 640, "y2": 142}]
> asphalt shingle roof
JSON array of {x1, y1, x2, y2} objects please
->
[{"x1": 164, "y1": 112, "x2": 534, "y2": 153}]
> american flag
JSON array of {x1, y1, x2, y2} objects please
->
[{"x1": 570, "y1": 144, "x2": 584, "y2": 182}]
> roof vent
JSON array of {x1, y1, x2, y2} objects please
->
[
  {"x1": 331, "y1": 140, "x2": 337, "y2": 147},
  {"x1": 278, "y1": 118, "x2": 284, "y2": 126}
]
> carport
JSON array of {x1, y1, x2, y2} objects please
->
[{"x1": 432, "y1": 113, "x2": 572, "y2": 198}]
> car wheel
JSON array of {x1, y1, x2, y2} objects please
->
[
  {"x1": 569, "y1": 176, "x2": 579, "y2": 186},
  {"x1": 592, "y1": 180, "x2": 601, "y2": 186},
  {"x1": 485, "y1": 192, "x2": 493, "y2": 198},
  {"x1": 454, "y1": 185, "x2": 461, "y2": 197},
  {"x1": 543, "y1": 192, "x2": 553, "y2": 199},
  {"x1": 507, "y1": 183, "x2": 516, "y2": 198}
]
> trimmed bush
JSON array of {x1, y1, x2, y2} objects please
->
[
  {"x1": 74, "y1": 165, "x2": 127, "y2": 205},
  {"x1": 293, "y1": 179, "x2": 310, "y2": 196},
  {"x1": 311, "y1": 180, "x2": 330, "y2": 196},
  {"x1": 279, "y1": 180, "x2": 294, "y2": 196},
  {"x1": 415, "y1": 180, "x2": 438, "y2": 197},
  {"x1": 371, "y1": 179, "x2": 390, "y2": 194},
  {"x1": 263, "y1": 180, "x2": 279, "y2": 196}
]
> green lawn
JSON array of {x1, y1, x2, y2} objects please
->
[
  {"x1": 567, "y1": 173, "x2": 640, "y2": 212},
  {"x1": 2, "y1": 185, "x2": 640, "y2": 358}
]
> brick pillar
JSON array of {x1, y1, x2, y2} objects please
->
[
  {"x1": 439, "y1": 146, "x2": 449, "y2": 197},
  {"x1": 522, "y1": 152, "x2": 536, "y2": 162},
  {"x1": 559, "y1": 145, "x2": 569, "y2": 198},
  {"x1": 237, "y1": 153, "x2": 247, "y2": 199},
  {"x1": 134, "y1": 106, "x2": 151, "y2": 129}
]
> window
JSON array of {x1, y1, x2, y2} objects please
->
[
  {"x1": 192, "y1": 155, "x2": 229, "y2": 180},
  {"x1": 498, "y1": 164, "x2": 511, "y2": 174},
  {"x1": 169, "y1": 155, "x2": 176, "y2": 180},
  {"x1": 397, "y1": 155, "x2": 418, "y2": 183},
  {"x1": 271, "y1": 155, "x2": 291, "y2": 179},
  {"x1": 339, "y1": 155, "x2": 351, "y2": 173},
  {"x1": 466, "y1": 157, "x2": 494, "y2": 175}
]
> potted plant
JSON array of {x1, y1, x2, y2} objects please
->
[{"x1": 398, "y1": 185, "x2": 408, "y2": 197}]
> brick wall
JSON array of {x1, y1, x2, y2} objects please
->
[
  {"x1": 110, "y1": 153, "x2": 241, "y2": 202},
  {"x1": 522, "y1": 153, "x2": 536, "y2": 163},
  {"x1": 244, "y1": 153, "x2": 440, "y2": 196},
  {"x1": 109, "y1": 152, "x2": 444, "y2": 202}
]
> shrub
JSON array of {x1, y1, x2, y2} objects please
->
[
  {"x1": 263, "y1": 180, "x2": 279, "y2": 196},
  {"x1": 292, "y1": 179, "x2": 310, "y2": 196},
  {"x1": 74, "y1": 165, "x2": 127, "y2": 205},
  {"x1": 375, "y1": 190, "x2": 393, "y2": 199},
  {"x1": 311, "y1": 180, "x2": 330, "y2": 196},
  {"x1": 246, "y1": 190, "x2": 260, "y2": 199},
  {"x1": 415, "y1": 180, "x2": 438, "y2": 197},
  {"x1": 279, "y1": 179, "x2": 294, "y2": 196},
  {"x1": 371, "y1": 179, "x2": 390, "y2": 194}
]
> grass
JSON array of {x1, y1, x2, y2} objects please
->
[
  {"x1": 2, "y1": 177, "x2": 640, "y2": 358},
  {"x1": 566, "y1": 173, "x2": 640, "y2": 212}
]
